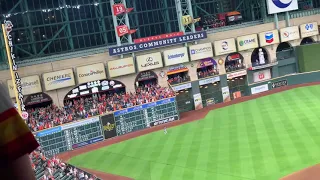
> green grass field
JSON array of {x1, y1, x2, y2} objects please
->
[{"x1": 69, "y1": 85, "x2": 320, "y2": 180}]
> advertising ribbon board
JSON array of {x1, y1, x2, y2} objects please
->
[
  {"x1": 7, "y1": 75, "x2": 42, "y2": 98},
  {"x1": 43, "y1": 69, "x2": 76, "y2": 91},
  {"x1": 189, "y1": 43, "x2": 214, "y2": 61},
  {"x1": 136, "y1": 52, "x2": 163, "y2": 72},
  {"x1": 214, "y1": 38, "x2": 237, "y2": 56},
  {"x1": 76, "y1": 63, "x2": 106, "y2": 84},
  {"x1": 109, "y1": 31, "x2": 207, "y2": 56},
  {"x1": 108, "y1": 57, "x2": 136, "y2": 78},
  {"x1": 101, "y1": 114, "x2": 117, "y2": 139}
]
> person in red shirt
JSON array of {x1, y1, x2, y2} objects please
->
[{"x1": 0, "y1": 84, "x2": 39, "y2": 179}]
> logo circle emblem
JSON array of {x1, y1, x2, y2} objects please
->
[
  {"x1": 21, "y1": 111, "x2": 29, "y2": 120},
  {"x1": 221, "y1": 41, "x2": 228, "y2": 50},
  {"x1": 258, "y1": 73, "x2": 265, "y2": 80},
  {"x1": 146, "y1": 57, "x2": 153, "y2": 62},
  {"x1": 272, "y1": 0, "x2": 293, "y2": 8},
  {"x1": 239, "y1": 41, "x2": 244, "y2": 46},
  {"x1": 283, "y1": 31, "x2": 289, "y2": 38}
]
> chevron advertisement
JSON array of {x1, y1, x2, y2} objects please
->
[
  {"x1": 163, "y1": 47, "x2": 189, "y2": 66},
  {"x1": 266, "y1": 0, "x2": 298, "y2": 14},
  {"x1": 43, "y1": 69, "x2": 76, "y2": 91},
  {"x1": 259, "y1": 30, "x2": 280, "y2": 47},
  {"x1": 300, "y1": 22, "x2": 319, "y2": 38}
]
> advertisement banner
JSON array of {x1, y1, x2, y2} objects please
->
[
  {"x1": 197, "y1": 58, "x2": 217, "y2": 68},
  {"x1": 108, "y1": 57, "x2": 135, "y2": 78},
  {"x1": 199, "y1": 76, "x2": 220, "y2": 86},
  {"x1": 172, "y1": 83, "x2": 192, "y2": 92},
  {"x1": 76, "y1": 63, "x2": 106, "y2": 84},
  {"x1": 24, "y1": 93, "x2": 52, "y2": 106},
  {"x1": 251, "y1": 84, "x2": 269, "y2": 94},
  {"x1": 134, "y1": 32, "x2": 184, "y2": 43},
  {"x1": 206, "y1": 98, "x2": 215, "y2": 106},
  {"x1": 271, "y1": 79, "x2": 288, "y2": 89},
  {"x1": 101, "y1": 114, "x2": 117, "y2": 139},
  {"x1": 222, "y1": 86, "x2": 231, "y2": 102},
  {"x1": 266, "y1": 0, "x2": 298, "y2": 14},
  {"x1": 233, "y1": 91, "x2": 242, "y2": 99},
  {"x1": 214, "y1": 38, "x2": 237, "y2": 56},
  {"x1": 259, "y1": 30, "x2": 280, "y2": 47},
  {"x1": 227, "y1": 70, "x2": 247, "y2": 79},
  {"x1": 189, "y1": 43, "x2": 214, "y2": 61},
  {"x1": 72, "y1": 136, "x2": 104, "y2": 149},
  {"x1": 136, "y1": 71, "x2": 158, "y2": 82},
  {"x1": 109, "y1": 31, "x2": 207, "y2": 56},
  {"x1": 150, "y1": 116, "x2": 179, "y2": 127},
  {"x1": 7, "y1": 75, "x2": 42, "y2": 98},
  {"x1": 300, "y1": 22, "x2": 319, "y2": 38},
  {"x1": 43, "y1": 69, "x2": 75, "y2": 91},
  {"x1": 280, "y1": 26, "x2": 300, "y2": 42},
  {"x1": 163, "y1": 47, "x2": 189, "y2": 66},
  {"x1": 193, "y1": 93, "x2": 203, "y2": 110},
  {"x1": 253, "y1": 69, "x2": 271, "y2": 83},
  {"x1": 236, "y1": 34, "x2": 259, "y2": 51},
  {"x1": 136, "y1": 52, "x2": 163, "y2": 72}
]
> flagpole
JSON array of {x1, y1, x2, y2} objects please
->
[{"x1": 2, "y1": 24, "x2": 22, "y2": 115}]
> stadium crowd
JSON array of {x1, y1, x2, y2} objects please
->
[
  {"x1": 30, "y1": 147, "x2": 99, "y2": 180},
  {"x1": 27, "y1": 84, "x2": 175, "y2": 132}
]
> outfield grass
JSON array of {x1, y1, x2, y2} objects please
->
[{"x1": 69, "y1": 85, "x2": 320, "y2": 180}]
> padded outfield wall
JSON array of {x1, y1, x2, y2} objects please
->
[{"x1": 297, "y1": 43, "x2": 320, "y2": 72}]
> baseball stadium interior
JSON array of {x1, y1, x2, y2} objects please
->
[{"x1": 1, "y1": 0, "x2": 320, "y2": 179}]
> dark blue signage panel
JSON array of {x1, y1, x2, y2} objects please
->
[{"x1": 109, "y1": 31, "x2": 207, "y2": 56}]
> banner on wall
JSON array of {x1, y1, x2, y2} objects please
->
[
  {"x1": 236, "y1": 34, "x2": 259, "y2": 51},
  {"x1": 108, "y1": 57, "x2": 135, "y2": 78},
  {"x1": 214, "y1": 38, "x2": 237, "y2": 56},
  {"x1": 227, "y1": 69, "x2": 247, "y2": 79},
  {"x1": 206, "y1": 98, "x2": 216, "y2": 106},
  {"x1": 136, "y1": 70, "x2": 158, "y2": 82},
  {"x1": 136, "y1": 52, "x2": 163, "y2": 72},
  {"x1": 76, "y1": 63, "x2": 106, "y2": 84},
  {"x1": 163, "y1": 47, "x2": 189, "y2": 66},
  {"x1": 7, "y1": 75, "x2": 42, "y2": 98},
  {"x1": 24, "y1": 93, "x2": 52, "y2": 106},
  {"x1": 266, "y1": 0, "x2": 298, "y2": 14},
  {"x1": 300, "y1": 22, "x2": 319, "y2": 38},
  {"x1": 258, "y1": 30, "x2": 280, "y2": 47},
  {"x1": 280, "y1": 26, "x2": 300, "y2": 42},
  {"x1": 233, "y1": 91, "x2": 242, "y2": 99},
  {"x1": 172, "y1": 83, "x2": 192, "y2": 92},
  {"x1": 167, "y1": 64, "x2": 188, "y2": 75},
  {"x1": 199, "y1": 76, "x2": 220, "y2": 86},
  {"x1": 253, "y1": 69, "x2": 271, "y2": 83},
  {"x1": 43, "y1": 69, "x2": 76, "y2": 91},
  {"x1": 251, "y1": 84, "x2": 269, "y2": 94},
  {"x1": 197, "y1": 58, "x2": 217, "y2": 68},
  {"x1": 189, "y1": 43, "x2": 213, "y2": 61},
  {"x1": 193, "y1": 93, "x2": 203, "y2": 110},
  {"x1": 222, "y1": 86, "x2": 231, "y2": 102}
]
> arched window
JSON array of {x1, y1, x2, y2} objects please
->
[
  {"x1": 300, "y1": 37, "x2": 314, "y2": 45},
  {"x1": 276, "y1": 42, "x2": 293, "y2": 60}
]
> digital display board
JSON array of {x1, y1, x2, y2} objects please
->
[
  {"x1": 114, "y1": 97, "x2": 179, "y2": 136},
  {"x1": 35, "y1": 117, "x2": 104, "y2": 157}
]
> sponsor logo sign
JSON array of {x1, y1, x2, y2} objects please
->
[
  {"x1": 76, "y1": 63, "x2": 106, "y2": 84},
  {"x1": 163, "y1": 47, "x2": 189, "y2": 66},
  {"x1": 108, "y1": 57, "x2": 135, "y2": 78},
  {"x1": 266, "y1": 0, "x2": 298, "y2": 14},
  {"x1": 214, "y1": 38, "x2": 237, "y2": 56},
  {"x1": 227, "y1": 70, "x2": 247, "y2": 79},
  {"x1": 222, "y1": 86, "x2": 231, "y2": 102},
  {"x1": 72, "y1": 136, "x2": 104, "y2": 149},
  {"x1": 193, "y1": 93, "x2": 203, "y2": 110},
  {"x1": 172, "y1": 83, "x2": 192, "y2": 92},
  {"x1": 259, "y1": 30, "x2": 280, "y2": 47},
  {"x1": 109, "y1": 31, "x2": 207, "y2": 56},
  {"x1": 300, "y1": 22, "x2": 319, "y2": 38},
  {"x1": 236, "y1": 34, "x2": 259, "y2": 51},
  {"x1": 271, "y1": 79, "x2": 288, "y2": 89},
  {"x1": 101, "y1": 114, "x2": 117, "y2": 139},
  {"x1": 189, "y1": 43, "x2": 213, "y2": 61},
  {"x1": 253, "y1": 69, "x2": 271, "y2": 83},
  {"x1": 7, "y1": 75, "x2": 42, "y2": 98},
  {"x1": 150, "y1": 116, "x2": 179, "y2": 127},
  {"x1": 280, "y1": 26, "x2": 300, "y2": 42},
  {"x1": 136, "y1": 52, "x2": 163, "y2": 72},
  {"x1": 43, "y1": 69, "x2": 75, "y2": 91},
  {"x1": 199, "y1": 76, "x2": 220, "y2": 86},
  {"x1": 251, "y1": 84, "x2": 269, "y2": 94}
]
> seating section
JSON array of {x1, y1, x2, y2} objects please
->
[{"x1": 27, "y1": 84, "x2": 175, "y2": 132}]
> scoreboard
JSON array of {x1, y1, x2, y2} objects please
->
[
  {"x1": 35, "y1": 117, "x2": 104, "y2": 157},
  {"x1": 34, "y1": 97, "x2": 179, "y2": 157},
  {"x1": 113, "y1": 97, "x2": 179, "y2": 136}
]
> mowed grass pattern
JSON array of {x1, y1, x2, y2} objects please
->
[{"x1": 69, "y1": 85, "x2": 320, "y2": 180}]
